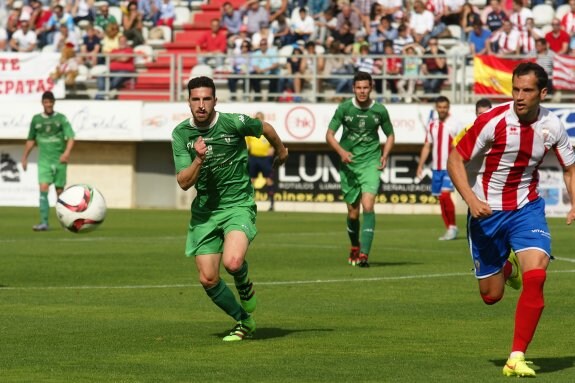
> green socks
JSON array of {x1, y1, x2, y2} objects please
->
[
  {"x1": 230, "y1": 261, "x2": 249, "y2": 286},
  {"x1": 360, "y1": 212, "x2": 375, "y2": 255},
  {"x1": 39, "y1": 191, "x2": 49, "y2": 225},
  {"x1": 204, "y1": 279, "x2": 248, "y2": 321},
  {"x1": 347, "y1": 217, "x2": 360, "y2": 247}
]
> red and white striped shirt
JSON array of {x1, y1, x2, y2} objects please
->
[
  {"x1": 561, "y1": 11, "x2": 575, "y2": 34},
  {"x1": 509, "y1": 8, "x2": 533, "y2": 31},
  {"x1": 456, "y1": 102, "x2": 575, "y2": 211},
  {"x1": 425, "y1": 114, "x2": 464, "y2": 170}
]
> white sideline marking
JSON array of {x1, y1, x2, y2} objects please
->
[{"x1": 1, "y1": 269, "x2": 574, "y2": 291}]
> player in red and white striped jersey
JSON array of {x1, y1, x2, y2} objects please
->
[
  {"x1": 448, "y1": 62, "x2": 575, "y2": 377},
  {"x1": 417, "y1": 96, "x2": 465, "y2": 240}
]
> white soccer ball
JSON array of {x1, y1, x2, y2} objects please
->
[{"x1": 56, "y1": 184, "x2": 107, "y2": 233}]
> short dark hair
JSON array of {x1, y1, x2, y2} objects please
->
[
  {"x1": 353, "y1": 71, "x2": 373, "y2": 85},
  {"x1": 435, "y1": 95, "x2": 450, "y2": 104},
  {"x1": 512, "y1": 62, "x2": 548, "y2": 91},
  {"x1": 42, "y1": 91, "x2": 55, "y2": 101},
  {"x1": 187, "y1": 76, "x2": 216, "y2": 98},
  {"x1": 535, "y1": 38, "x2": 547, "y2": 46},
  {"x1": 475, "y1": 98, "x2": 492, "y2": 110}
]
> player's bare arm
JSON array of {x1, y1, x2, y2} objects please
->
[
  {"x1": 416, "y1": 142, "x2": 431, "y2": 179},
  {"x1": 447, "y1": 149, "x2": 492, "y2": 218},
  {"x1": 563, "y1": 164, "x2": 575, "y2": 225},
  {"x1": 326, "y1": 129, "x2": 353, "y2": 163},
  {"x1": 176, "y1": 136, "x2": 207, "y2": 191},
  {"x1": 60, "y1": 139, "x2": 75, "y2": 163},
  {"x1": 262, "y1": 121, "x2": 288, "y2": 168},
  {"x1": 379, "y1": 134, "x2": 395, "y2": 170},
  {"x1": 21, "y1": 140, "x2": 36, "y2": 171}
]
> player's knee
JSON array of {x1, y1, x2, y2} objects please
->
[
  {"x1": 480, "y1": 293, "x2": 502, "y2": 305},
  {"x1": 223, "y1": 258, "x2": 244, "y2": 274},
  {"x1": 199, "y1": 275, "x2": 219, "y2": 288}
]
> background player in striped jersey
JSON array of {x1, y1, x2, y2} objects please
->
[
  {"x1": 326, "y1": 71, "x2": 395, "y2": 268},
  {"x1": 21, "y1": 91, "x2": 75, "y2": 231},
  {"x1": 448, "y1": 62, "x2": 575, "y2": 377},
  {"x1": 172, "y1": 76, "x2": 288, "y2": 341},
  {"x1": 416, "y1": 96, "x2": 464, "y2": 241}
]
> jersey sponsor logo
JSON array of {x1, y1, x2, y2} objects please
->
[
  {"x1": 531, "y1": 228, "x2": 551, "y2": 238},
  {"x1": 344, "y1": 116, "x2": 354, "y2": 122}
]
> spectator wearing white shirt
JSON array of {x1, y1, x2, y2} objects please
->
[
  {"x1": 335, "y1": 2, "x2": 362, "y2": 34},
  {"x1": 52, "y1": 24, "x2": 78, "y2": 52},
  {"x1": 488, "y1": 19, "x2": 520, "y2": 55},
  {"x1": 561, "y1": 0, "x2": 575, "y2": 51},
  {"x1": 10, "y1": 16, "x2": 37, "y2": 52},
  {"x1": 508, "y1": 0, "x2": 532, "y2": 32},
  {"x1": 409, "y1": 0, "x2": 435, "y2": 46},
  {"x1": 519, "y1": 18, "x2": 542, "y2": 55},
  {"x1": 377, "y1": 0, "x2": 403, "y2": 22},
  {"x1": 251, "y1": 25, "x2": 275, "y2": 48},
  {"x1": 290, "y1": 7, "x2": 315, "y2": 41}
]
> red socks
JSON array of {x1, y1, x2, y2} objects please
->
[
  {"x1": 438, "y1": 192, "x2": 456, "y2": 228},
  {"x1": 512, "y1": 269, "x2": 547, "y2": 353}
]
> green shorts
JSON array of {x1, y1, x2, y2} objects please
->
[
  {"x1": 185, "y1": 206, "x2": 258, "y2": 257},
  {"x1": 38, "y1": 161, "x2": 67, "y2": 188},
  {"x1": 340, "y1": 163, "x2": 382, "y2": 204}
]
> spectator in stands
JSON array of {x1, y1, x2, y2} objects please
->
[
  {"x1": 561, "y1": 0, "x2": 575, "y2": 52},
  {"x1": 487, "y1": 19, "x2": 520, "y2": 55},
  {"x1": 468, "y1": 19, "x2": 491, "y2": 55},
  {"x1": 6, "y1": 1, "x2": 22, "y2": 41},
  {"x1": 421, "y1": 37, "x2": 447, "y2": 100},
  {"x1": 157, "y1": 0, "x2": 175, "y2": 29},
  {"x1": 409, "y1": 0, "x2": 438, "y2": 47},
  {"x1": 221, "y1": 1, "x2": 242, "y2": 35},
  {"x1": 278, "y1": 46, "x2": 304, "y2": 101},
  {"x1": 535, "y1": 38, "x2": 554, "y2": 94},
  {"x1": 397, "y1": 44, "x2": 421, "y2": 103},
  {"x1": 50, "y1": 42, "x2": 79, "y2": 88},
  {"x1": 0, "y1": 27, "x2": 7, "y2": 51},
  {"x1": 290, "y1": 7, "x2": 315, "y2": 42},
  {"x1": 71, "y1": 0, "x2": 95, "y2": 25},
  {"x1": 52, "y1": 24, "x2": 78, "y2": 52},
  {"x1": 520, "y1": 18, "x2": 542, "y2": 55},
  {"x1": 393, "y1": 23, "x2": 415, "y2": 54},
  {"x1": 335, "y1": 1, "x2": 362, "y2": 34},
  {"x1": 10, "y1": 15, "x2": 37, "y2": 52},
  {"x1": 352, "y1": 30, "x2": 369, "y2": 54},
  {"x1": 351, "y1": 0, "x2": 376, "y2": 22},
  {"x1": 123, "y1": 1, "x2": 145, "y2": 46},
  {"x1": 230, "y1": 24, "x2": 251, "y2": 54},
  {"x1": 427, "y1": 0, "x2": 464, "y2": 26},
  {"x1": 460, "y1": 2, "x2": 480, "y2": 39},
  {"x1": 306, "y1": 0, "x2": 331, "y2": 41},
  {"x1": 269, "y1": 0, "x2": 288, "y2": 22},
  {"x1": 137, "y1": 0, "x2": 161, "y2": 26},
  {"x1": 29, "y1": 0, "x2": 51, "y2": 44},
  {"x1": 545, "y1": 18, "x2": 569, "y2": 54},
  {"x1": 197, "y1": 18, "x2": 227, "y2": 66},
  {"x1": 485, "y1": 0, "x2": 507, "y2": 33},
  {"x1": 271, "y1": 14, "x2": 293, "y2": 46},
  {"x1": 96, "y1": 35, "x2": 135, "y2": 99},
  {"x1": 379, "y1": 0, "x2": 403, "y2": 22},
  {"x1": 45, "y1": 5, "x2": 75, "y2": 45},
  {"x1": 101, "y1": 21, "x2": 120, "y2": 53},
  {"x1": 249, "y1": 39, "x2": 280, "y2": 101},
  {"x1": 312, "y1": 6, "x2": 337, "y2": 45},
  {"x1": 320, "y1": 40, "x2": 353, "y2": 99},
  {"x1": 94, "y1": 2, "x2": 116, "y2": 37},
  {"x1": 364, "y1": 2, "x2": 384, "y2": 35},
  {"x1": 327, "y1": 20, "x2": 355, "y2": 54},
  {"x1": 508, "y1": 0, "x2": 532, "y2": 32},
  {"x1": 242, "y1": 0, "x2": 269, "y2": 35},
  {"x1": 228, "y1": 40, "x2": 251, "y2": 101},
  {"x1": 299, "y1": 40, "x2": 325, "y2": 94},
  {"x1": 251, "y1": 24, "x2": 274, "y2": 48},
  {"x1": 80, "y1": 22, "x2": 101, "y2": 67},
  {"x1": 381, "y1": 39, "x2": 401, "y2": 102},
  {"x1": 355, "y1": 42, "x2": 375, "y2": 75},
  {"x1": 369, "y1": 15, "x2": 397, "y2": 54}
]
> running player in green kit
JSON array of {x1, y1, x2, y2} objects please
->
[
  {"x1": 21, "y1": 91, "x2": 75, "y2": 231},
  {"x1": 326, "y1": 72, "x2": 395, "y2": 268},
  {"x1": 172, "y1": 76, "x2": 288, "y2": 342}
]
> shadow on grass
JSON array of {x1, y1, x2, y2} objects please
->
[
  {"x1": 214, "y1": 327, "x2": 333, "y2": 340},
  {"x1": 489, "y1": 356, "x2": 575, "y2": 374},
  {"x1": 365, "y1": 261, "x2": 422, "y2": 267}
]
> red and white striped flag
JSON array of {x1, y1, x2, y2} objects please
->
[{"x1": 552, "y1": 54, "x2": 575, "y2": 90}]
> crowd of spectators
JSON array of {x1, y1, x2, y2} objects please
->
[{"x1": 3, "y1": 0, "x2": 575, "y2": 101}]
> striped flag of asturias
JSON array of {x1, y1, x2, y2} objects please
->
[
  {"x1": 552, "y1": 54, "x2": 575, "y2": 90},
  {"x1": 473, "y1": 56, "x2": 529, "y2": 95}
]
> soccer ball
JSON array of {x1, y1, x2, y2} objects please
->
[{"x1": 56, "y1": 184, "x2": 107, "y2": 233}]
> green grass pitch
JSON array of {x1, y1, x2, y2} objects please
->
[{"x1": 1, "y1": 207, "x2": 574, "y2": 382}]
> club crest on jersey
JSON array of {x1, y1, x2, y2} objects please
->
[
  {"x1": 541, "y1": 127, "x2": 553, "y2": 149},
  {"x1": 359, "y1": 119, "x2": 366, "y2": 128}
]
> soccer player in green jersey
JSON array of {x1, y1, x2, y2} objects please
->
[
  {"x1": 326, "y1": 71, "x2": 395, "y2": 268},
  {"x1": 172, "y1": 76, "x2": 288, "y2": 342},
  {"x1": 21, "y1": 91, "x2": 75, "y2": 231}
]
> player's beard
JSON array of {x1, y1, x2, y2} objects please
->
[{"x1": 193, "y1": 108, "x2": 214, "y2": 127}]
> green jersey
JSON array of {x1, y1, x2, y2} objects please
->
[
  {"x1": 172, "y1": 112, "x2": 264, "y2": 212},
  {"x1": 27, "y1": 112, "x2": 75, "y2": 164},
  {"x1": 328, "y1": 98, "x2": 394, "y2": 168}
]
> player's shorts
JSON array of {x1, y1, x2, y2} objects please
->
[
  {"x1": 38, "y1": 161, "x2": 67, "y2": 188},
  {"x1": 431, "y1": 170, "x2": 454, "y2": 196},
  {"x1": 248, "y1": 156, "x2": 273, "y2": 178},
  {"x1": 340, "y1": 162, "x2": 381, "y2": 204},
  {"x1": 467, "y1": 197, "x2": 551, "y2": 279},
  {"x1": 185, "y1": 205, "x2": 258, "y2": 257}
]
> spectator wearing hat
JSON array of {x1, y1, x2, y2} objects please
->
[
  {"x1": 221, "y1": 2, "x2": 242, "y2": 35},
  {"x1": 290, "y1": 7, "x2": 315, "y2": 42},
  {"x1": 94, "y1": 2, "x2": 117, "y2": 36},
  {"x1": 10, "y1": 15, "x2": 37, "y2": 52}
]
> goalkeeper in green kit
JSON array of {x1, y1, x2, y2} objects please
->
[
  {"x1": 21, "y1": 91, "x2": 75, "y2": 231},
  {"x1": 326, "y1": 72, "x2": 395, "y2": 268}
]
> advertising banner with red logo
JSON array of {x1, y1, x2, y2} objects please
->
[{"x1": 0, "y1": 53, "x2": 65, "y2": 100}]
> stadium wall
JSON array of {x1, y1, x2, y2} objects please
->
[{"x1": 1, "y1": 101, "x2": 573, "y2": 216}]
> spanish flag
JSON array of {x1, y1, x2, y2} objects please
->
[{"x1": 473, "y1": 56, "x2": 529, "y2": 95}]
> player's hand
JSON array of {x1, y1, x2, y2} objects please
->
[
  {"x1": 194, "y1": 136, "x2": 208, "y2": 162},
  {"x1": 340, "y1": 151, "x2": 353, "y2": 164},
  {"x1": 21, "y1": 158, "x2": 27, "y2": 171},
  {"x1": 566, "y1": 208, "x2": 575, "y2": 225},
  {"x1": 378, "y1": 155, "x2": 388, "y2": 170},
  {"x1": 416, "y1": 166, "x2": 423, "y2": 179},
  {"x1": 273, "y1": 147, "x2": 288, "y2": 169},
  {"x1": 60, "y1": 153, "x2": 70, "y2": 163},
  {"x1": 469, "y1": 198, "x2": 492, "y2": 219}
]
